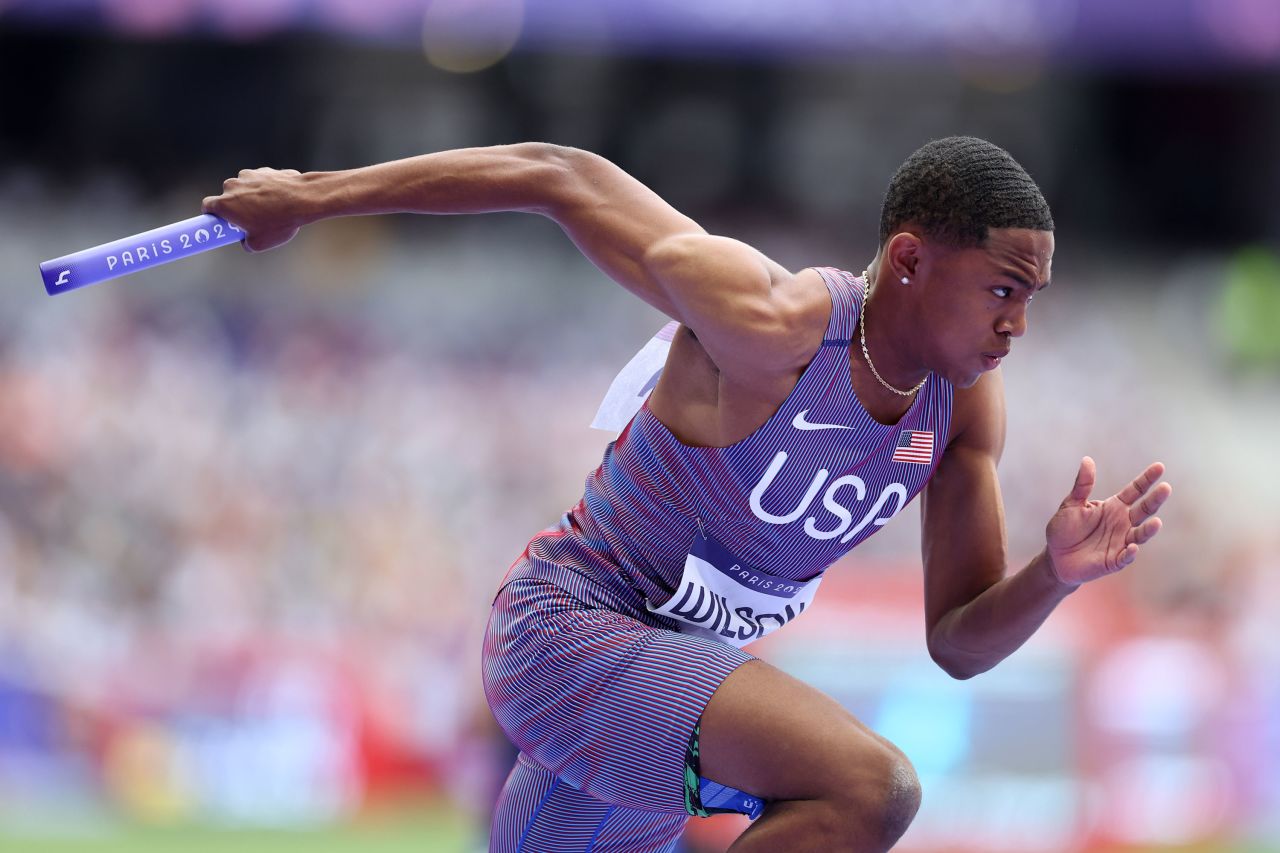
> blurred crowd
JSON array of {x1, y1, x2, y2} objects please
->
[{"x1": 0, "y1": 186, "x2": 637, "y2": 831}]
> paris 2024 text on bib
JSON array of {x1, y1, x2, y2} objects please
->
[{"x1": 648, "y1": 532, "x2": 822, "y2": 648}]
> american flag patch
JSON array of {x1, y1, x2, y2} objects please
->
[{"x1": 892, "y1": 430, "x2": 934, "y2": 464}]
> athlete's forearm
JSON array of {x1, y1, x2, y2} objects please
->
[
  {"x1": 209, "y1": 143, "x2": 705, "y2": 317},
  {"x1": 296, "y1": 142, "x2": 579, "y2": 224},
  {"x1": 927, "y1": 549, "x2": 1076, "y2": 680}
]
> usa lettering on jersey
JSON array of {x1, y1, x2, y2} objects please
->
[{"x1": 748, "y1": 450, "x2": 908, "y2": 542}]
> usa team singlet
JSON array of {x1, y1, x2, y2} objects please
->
[{"x1": 482, "y1": 268, "x2": 954, "y2": 852}]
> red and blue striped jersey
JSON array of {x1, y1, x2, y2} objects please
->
[{"x1": 506, "y1": 267, "x2": 954, "y2": 627}]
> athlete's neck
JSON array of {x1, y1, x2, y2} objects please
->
[{"x1": 857, "y1": 266, "x2": 930, "y2": 409}]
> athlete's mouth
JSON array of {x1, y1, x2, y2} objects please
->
[{"x1": 981, "y1": 349, "x2": 1011, "y2": 369}]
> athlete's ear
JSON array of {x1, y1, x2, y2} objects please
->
[{"x1": 882, "y1": 230, "x2": 923, "y2": 284}]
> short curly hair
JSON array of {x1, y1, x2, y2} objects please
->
[{"x1": 878, "y1": 136, "x2": 1053, "y2": 248}]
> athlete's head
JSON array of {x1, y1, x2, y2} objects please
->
[
  {"x1": 871, "y1": 136, "x2": 1055, "y2": 389},
  {"x1": 878, "y1": 136, "x2": 1054, "y2": 249}
]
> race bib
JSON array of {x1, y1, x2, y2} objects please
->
[
  {"x1": 590, "y1": 321, "x2": 678, "y2": 432},
  {"x1": 648, "y1": 533, "x2": 822, "y2": 648}
]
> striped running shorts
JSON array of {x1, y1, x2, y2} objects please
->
[{"x1": 482, "y1": 574, "x2": 755, "y2": 852}]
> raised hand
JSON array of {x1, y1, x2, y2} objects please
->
[
  {"x1": 202, "y1": 168, "x2": 307, "y2": 253},
  {"x1": 1045, "y1": 457, "x2": 1172, "y2": 587}
]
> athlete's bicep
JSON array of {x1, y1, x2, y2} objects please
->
[
  {"x1": 546, "y1": 148, "x2": 707, "y2": 319},
  {"x1": 547, "y1": 150, "x2": 809, "y2": 376},
  {"x1": 644, "y1": 234, "x2": 814, "y2": 378},
  {"x1": 919, "y1": 371, "x2": 1009, "y2": 638}
]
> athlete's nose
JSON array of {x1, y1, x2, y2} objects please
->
[{"x1": 996, "y1": 303, "x2": 1028, "y2": 338}]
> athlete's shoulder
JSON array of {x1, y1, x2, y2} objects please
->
[
  {"x1": 806, "y1": 265, "x2": 862, "y2": 288},
  {"x1": 743, "y1": 266, "x2": 840, "y2": 373},
  {"x1": 794, "y1": 265, "x2": 860, "y2": 319}
]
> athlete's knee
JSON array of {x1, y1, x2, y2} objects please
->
[
  {"x1": 873, "y1": 756, "x2": 922, "y2": 844},
  {"x1": 822, "y1": 740, "x2": 921, "y2": 848}
]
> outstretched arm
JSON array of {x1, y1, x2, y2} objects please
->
[
  {"x1": 920, "y1": 370, "x2": 1172, "y2": 680},
  {"x1": 202, "y1": 144, "x2": 817, "y2": 381}
]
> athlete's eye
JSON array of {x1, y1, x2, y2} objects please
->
[{"x1": 992, "y1": 286, "x2": 1013, "y2": 299}]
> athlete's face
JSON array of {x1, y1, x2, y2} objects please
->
[{"x1": 917, "y1": 227, "x2": 1054, "y2": 388}]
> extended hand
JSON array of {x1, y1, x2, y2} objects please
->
[
  {"x1": 202, "y1": 168, "x2": 307, "y2": 253},
  {"x1": 1045, "y1": 457, "x2": 1172, "y2": 586}
]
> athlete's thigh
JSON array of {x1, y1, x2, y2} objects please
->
[
  {"x1": 491, "y1": 752, "x2": 686, "y2": 853},
  {"x1": 697, "y1": 659, "x2": 905, "y2": 803},
  {"x1": 483, "y1": 578, "x2": 754, "y2": 812}
]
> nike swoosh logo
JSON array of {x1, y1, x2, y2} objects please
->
[{"x1": 792, "y1": 410, "x2": 855, "y2": 431}]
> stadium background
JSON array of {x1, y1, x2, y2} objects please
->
[{"x1": 2, "y1": 1, "x2": 1280, "y2": 850}]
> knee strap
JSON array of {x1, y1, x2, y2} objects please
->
[
  {"x1": 683, "y1": 722, "x2": 765, "y2": 820},
  {"x1": 696, "y1": 776, "x2": 764, "y2": 820}
]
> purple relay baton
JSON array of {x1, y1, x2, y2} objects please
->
[{"x1": 39, "y1": 213, "x2": 246, "y2": 295}]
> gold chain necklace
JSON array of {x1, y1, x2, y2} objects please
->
[{"x1": 859, "y1": 269, "x2": 927, "y2": 398}]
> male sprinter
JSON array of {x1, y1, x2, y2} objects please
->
[{"x1": 204, "y1": 136, "x2": 1171, "y2": 852}]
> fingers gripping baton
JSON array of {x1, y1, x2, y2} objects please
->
[{"x1": 39, "y1": 214, "x2": 246, "y2": 295}]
